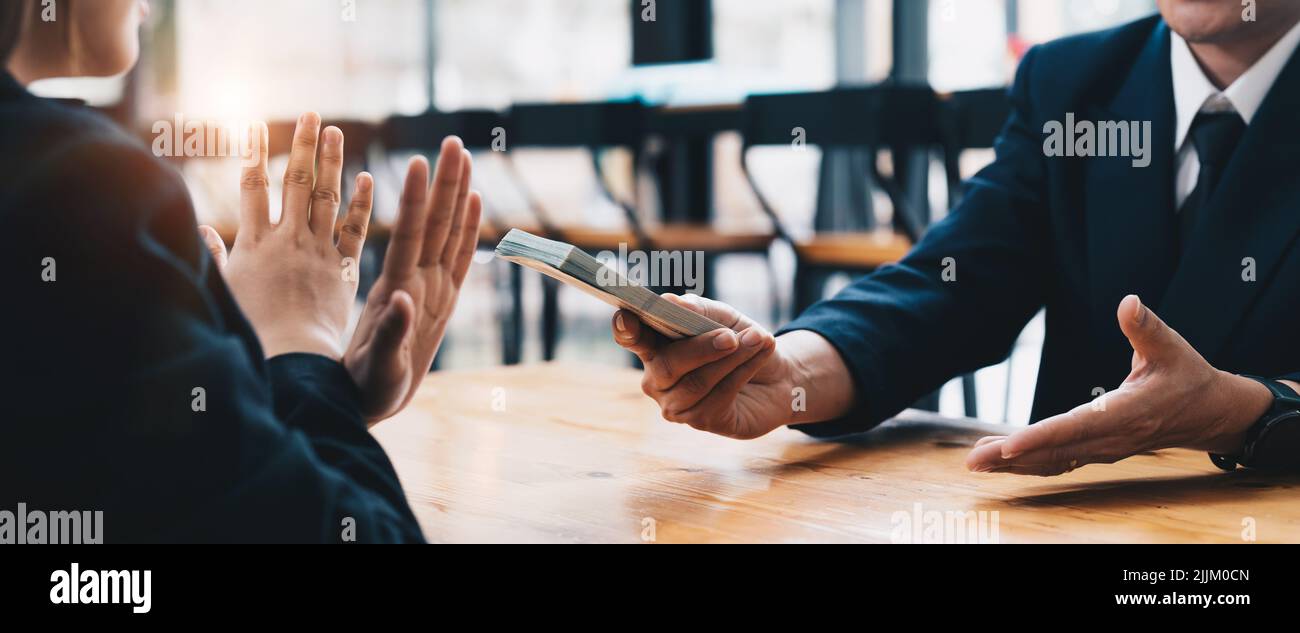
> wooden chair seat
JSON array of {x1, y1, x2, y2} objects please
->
[
  {"x1": 794, "y1": 231, "x2": 912, "y2": 270},
  {"x1": 551, "y1": 224, "x2": 775, "y2": 254},
  {"x1": 478, "y1": 222, "x2": 544, "y2": 248},
  {"x1": 214, "y1": 224, "x2": 906, "y2": 269},
  {"x1": 212, "y1": 220, "x2": 478, "y2": 249}
]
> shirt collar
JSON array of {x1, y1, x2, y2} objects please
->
[{"x1": 1171, "y1": 18, "x2": 1300, "y2": 151}]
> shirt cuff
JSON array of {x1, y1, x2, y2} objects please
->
[{"x1": 266, "y1": 353, "x2": 367, "y2": 434}]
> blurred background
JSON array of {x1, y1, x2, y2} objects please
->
[{"x1": 34, "y1": 0, "x2": 1158, "y2": 424}]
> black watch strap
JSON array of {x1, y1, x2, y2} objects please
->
[{"x1": 1210, "y1": 376, "x2": 1300, "y2": 471}]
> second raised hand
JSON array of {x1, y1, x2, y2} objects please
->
[
  {"x1": 344, "y1": 136, "x2": 483, "y2": 424},
  {"x1": 211, "y1": 112, "x2": 376, "y2": 361}
]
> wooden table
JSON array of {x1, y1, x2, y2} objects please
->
[{"x1": 373, "y1": 363, "x2": 1300, "y2": 543}]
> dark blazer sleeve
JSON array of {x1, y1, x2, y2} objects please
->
[
  {"x1": 778, "y1": 47, "x2": 1054, "y2": 438},
  {"x1": 4, "y1": 133, "x2": 424, "y2": 543}
]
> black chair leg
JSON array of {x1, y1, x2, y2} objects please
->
[
  {"x1": 700, "y1": 253, "x2": 718, "y2": 299},
  {"x1": 766, "y1": 255, "x2": 783, "y2": 326},
  {"x1": 793, "y1": 263, "x2": 824, "y2": 316},
  {"x1": 500, "y1": 263, "x2": 524, "y2": 366},
  {"x1": 541, "y1": 275, "x2": 560, "y2": 361},
  {"x1": 961, "y1": 373, "x2": 979, "y2": 419}
]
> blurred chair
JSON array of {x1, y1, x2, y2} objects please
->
[
  {"x1": 381, "y1": 108, "x2": 542, "y2": 366},
  {"x1": 504, "y1": 100, "x2": 775, "y2": 361},
  {"x1": 937, "y1": 87, "x2": 1012, "y2": 215},
  {"x1": 740, "y1": 85, "x2": 933, "y2": 313},
  {"x1": 381, "y1": 108, "x2": 517, "y2": 243},
  {"x1": 740, "y1": 84, "x2": 991, "y2": 417},
  {"x1": 937, "y1": 87, "x2": 1015, "y2": 420}
]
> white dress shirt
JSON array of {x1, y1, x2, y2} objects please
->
[{"x1": 1171, "y1": 19, "x2": 1300, "y2": 208}]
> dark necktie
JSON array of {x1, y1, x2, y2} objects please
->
[{"x1": 1179, "y1": 110, "x2": 1247, "y2": 246}]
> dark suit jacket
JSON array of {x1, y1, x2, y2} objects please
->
[
  {"x1": 784, "y1": 16, "x2": 1300, "y2": 450},
  {"x1": 0, "y1": 72, "x2": 424, "y2": 542}
]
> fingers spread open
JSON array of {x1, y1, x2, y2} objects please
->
[
  {"x1": 383, "y1": 156, "x2": 431, "y2": 277},
  {"x1": 238, "y1": 122, "x2": 271, "y2": 239},
  {"x1": 337, "y1": 172, "x2": 374, "y2": 259},
  {"x1": 309, "y1": 125, "x2": 345, "y2": 237},
  {"x1": 418, "y1": 137, "x2": 468, "y2": 267},
  {"x1": 281, "y1": 112, "x2": 321, "y2": 230},
  {"x1": 450, "y1": 191, "x2": 483, "y2": 286}
]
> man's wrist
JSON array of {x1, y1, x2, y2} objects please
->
[
  {"x1": 776, "y1": 330, "x2": 857, "y2": 426},
  {"x1": 1206, "y1": 371, "x2": 1273, "y2": 455},
  {"x1": 777, "y1": 338, "x2": 809, "y2": 428}
]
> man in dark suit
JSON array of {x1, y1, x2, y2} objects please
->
[{"x1": 611, "y1": 0, "x2": 1300, "y2": 475}]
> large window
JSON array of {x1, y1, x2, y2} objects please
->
[
  {"x1": 1018, "y1": 0, "x2": 1159, "y2": 43},
  {"x1": 713, "y1": 0, "x2": 837, "y2": 95},
  {"x1": 928, "y1": 0, "x2": 1158, "y2": 92},
  {"x1": 929, "y1": 0, "x2": 1010, "y2": 91},
  {"x1": 173, "y1": 0, "x2": 429, "y2": 121},
  {"x1": 156, "y1": 0, "x2": 432, "y2": 230},
  {"x1": 433, "y1": 0, "x2": 630, "y2": 110},
  {"x1": 712, "y1": 0, "x2": 839, "y2": 235}
]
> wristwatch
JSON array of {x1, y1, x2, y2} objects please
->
[{"x1": 1210, "y1": 376, "x2": 1300, "y2": 472}]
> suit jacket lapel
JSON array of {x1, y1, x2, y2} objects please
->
[
  {"x1": 1084, "y1": 23, "x2": 1179, "y2": 339},
  {"x1": 1158, "y1": 38, "x2": 1300, "y2": 363}
]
